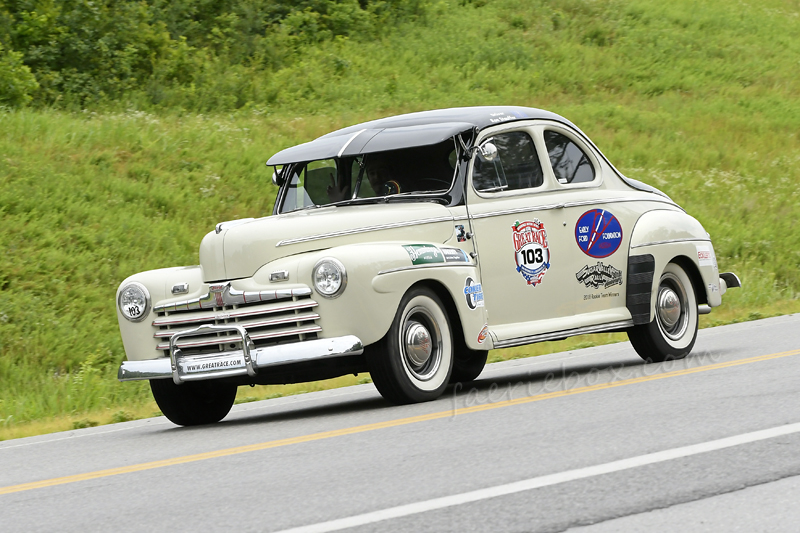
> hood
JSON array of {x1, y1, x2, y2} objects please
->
[{"x1": 200, "y1": 203, "x2": 455, "y2": 281}]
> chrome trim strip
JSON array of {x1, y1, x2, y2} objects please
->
[
  {"x1": 563, "y1": 197, "x2": 673, "y2": 208},
  {"x1": 698, "y1": 304, "x2": 712, "y2": 315},
  {"x1": 492, "y1": 320, "x2": 634, "y2": 349},
  {"x1": 377, "y1": 262, "x2": 476, "y2": 276},
  {"x1": 630, "y1": 237, "x2": 711, "y2": 249},
  {"x1": 154, "y1": 285, "x2": 313, "y2": 313},
  {"x1": 470, "y1": 203, "x2": 563, "y2": 219},
  {"x1": 154, "y1": 312, "x2": 321, "y2": 338},
  {"x1": 156, "y1": 324, "x2": 323, "y2": 351},
  {"x1": 152, "y1": 300, "x2": 318, "y2": 327},
  {"x1": 470, "y1": 197, "x2": 672, "y2": 221},
  {"x1": 276, "y1": 216, "x2": 454, "y2": 247},
  {"x1": 337, "y1": 129, "x2": 367, "y2": 157},
  {"x1": 118, "y1": 335, "x2": 365, "y2": 382}
]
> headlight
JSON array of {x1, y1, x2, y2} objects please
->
[
  {"x1": 118, "y1": 282, "x2": 151, "y2": 322},
  {"x1": 312, "y1": 258, "x2": 347, "y2": 298}
]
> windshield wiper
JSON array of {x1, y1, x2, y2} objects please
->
[{"x1": 329, "y1": 197, "x2": 384, "y2": 207}]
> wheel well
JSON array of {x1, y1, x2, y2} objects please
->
[
  {"x1": 670, "y1": 255, "x2": 707, "y2": 305},
  {"x1": 409, "y1": 280, "x2": 467, "y2": 350}
]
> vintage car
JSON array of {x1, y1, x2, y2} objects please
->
[{"x1": 116, "y1": 106, "x2": 740, "y2": 426}]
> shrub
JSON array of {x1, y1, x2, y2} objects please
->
[{"x1": 0, "y1": 43, "x2": 38, "y2": 107}]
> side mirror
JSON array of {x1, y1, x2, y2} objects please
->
[
  {"x1": 269, "y1": 164, "x2": 284, "y2": 186},
  {"x1": 478, "y1": 142, "x2": 498, "y2": 162}
]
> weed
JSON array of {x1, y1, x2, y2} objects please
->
[
  {"x1": 234, "y1": 396, "x2": 258, "y2": 404},
  {"x1": 110, "y1": 410, "x2": 134, "y2": 423}
]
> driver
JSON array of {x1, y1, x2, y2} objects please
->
[{"x1": 365, "y1": 155, "x2": 403, "y2": 196}]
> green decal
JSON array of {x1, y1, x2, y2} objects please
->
[{"x1": 403, "y1": 244, "x2": 445, "y2": 265}]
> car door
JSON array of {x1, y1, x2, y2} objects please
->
[
  {"x1": 540, "y1": 123, "x2": 636, "y2": 324},
  {"x1": 465, "y1": 126, "x2": 579, "y2": 342}
]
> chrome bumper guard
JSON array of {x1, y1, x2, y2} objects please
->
[{"x1": 118, "y1": 327, "x2": 364, "y2": 383}]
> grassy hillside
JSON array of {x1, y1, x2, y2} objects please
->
[{"x1": 1, "y1": 0, "x2": 799, "y2": 438}]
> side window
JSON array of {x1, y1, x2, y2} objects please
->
[
  {"x1": 281, "y1": 159, "x2": 338, "y2": 212},
  {"x1": 472, "y1": 131, "x2": 543, "y2": 193},
  {"x1": 544, "y1": 131, "x2": 595, "y2": 184}
]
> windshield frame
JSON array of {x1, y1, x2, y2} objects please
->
[{"x1": 273, "y1": 137, "x2": 467, "y2": 215}]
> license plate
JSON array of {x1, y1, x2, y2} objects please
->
[{"x1": 178, "y1": 353, "x2": 246, "y2": 374}]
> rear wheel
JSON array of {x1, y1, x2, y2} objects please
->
[
  {"x1": 628, "y1": 262, "x2": 698, "y2": 363},
  {"x1": 150, "y1": 379, "x2": 237, "y2": 426},
  {"x1": 367, "y1": 288, "x2": 453, "y2": 404}
]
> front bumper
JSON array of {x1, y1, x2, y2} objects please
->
[{"x1": 118, "y1": 332, "x2": 364, "y2": 383}]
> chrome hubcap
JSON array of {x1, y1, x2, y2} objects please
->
[
  {"x1": 405, "y1": 321, "x2": 433, "y2": 367},
  {"x1": 657, "y1": 287, "x2": 681, "y2": 329},
  {"x1": 400, "y1": 305, "x2": 443, "y2": 382},
  {"x1": 656, "y1": 272, "x2": 690, "y2": 341}
]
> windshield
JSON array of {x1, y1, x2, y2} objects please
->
[{"x1": 277, "y1": 140, "x2": 458, "y2": 214}]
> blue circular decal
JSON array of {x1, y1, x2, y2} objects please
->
[{"x1": 575, "y1": 209, "x2": 623, "y2": 258}]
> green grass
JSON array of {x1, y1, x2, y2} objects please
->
[{"x1": 1, "y1": 0, "x2": 799, "y2": 439}]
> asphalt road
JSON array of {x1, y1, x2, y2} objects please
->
[{"x1": 2, "y1": 314, "x2": 800, "y2": 532}]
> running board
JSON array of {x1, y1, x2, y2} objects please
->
[{"x1": 492, "y1": 320, "x2": 634, "y2": 350}]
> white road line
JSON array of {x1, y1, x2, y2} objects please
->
[
  {"x1": 0, "y1": 420, "x2": 170, "y2": 451},
  {"x1": 275, "y1": 422, "x2": 800, "y2": 533}
]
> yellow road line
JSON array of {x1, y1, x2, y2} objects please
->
[{"x1": 2, "y1": 348, "x2": 798, "y2": 496}]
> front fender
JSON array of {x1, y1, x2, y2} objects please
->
[{"x1": 258, "y1": 242, "x2": 486, "y2": 348}]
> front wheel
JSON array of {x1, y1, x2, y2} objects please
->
[
  {"x1": 150, "y1": 379, "x2": 237, "y2": 426},
  {"x1": 628, "y1": 262, "x2": 698, "y2": 363},
  {"x1": 450, "y1": 348, "x2": 488, "y2": 383},
  {"x1": 367, "y1": 288, "x2": 454, "y2": 404}
]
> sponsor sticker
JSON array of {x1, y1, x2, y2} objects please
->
[
  {"x1": 477, "y1": 324, "x2": 489, "y2": 344},
  {"x1": 455, "y1": 224, "x2": 467, "y2": 243},
  {"x1": 576, "y1": 262, "x2": 623, "y2": 289},
  {"x1": 442, "y1": 247, "x2": 470, "y2": 263},
  {"x1": 575, "y1": 209, "x2": 623, "y2": 258},
  {"x1": 512, "y1": 219, "x2": 551, "y2": 286},
  {"x1": 464, "y1": 277, "x2": 484, "y2": 309},
  {"x1": 403, "y1": 244, "x2": 444, "y2": 265},
  {"x1": 696, "y1": 245, "x2": 717, "y2": 269}
]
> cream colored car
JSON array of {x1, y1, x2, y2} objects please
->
[{"x1": 116, "y1": 106, "x2": 740, "y2": 425}]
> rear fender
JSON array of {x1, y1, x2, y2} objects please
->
[{"x1": 628, "y1": 210, "x2": 722, "y2": 323}]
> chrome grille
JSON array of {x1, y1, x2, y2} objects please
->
[{"x1": 153, "y1": 286, "x2": 320, "y2": 357}]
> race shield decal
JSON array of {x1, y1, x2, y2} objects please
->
[
  {"x1": 575, "y1": 209, "x2": 623, "y2": 258},
  {"x1": 512, "y1": 219, "x2": 550, "y2": 286}
]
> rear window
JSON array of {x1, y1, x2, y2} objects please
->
[{"x1": 544, "y1": 131, "x2": 595, "y2": 184}]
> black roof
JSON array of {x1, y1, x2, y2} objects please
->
[{"x1": 266, "y1": 106, "x2": 574, "y2": 165}]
